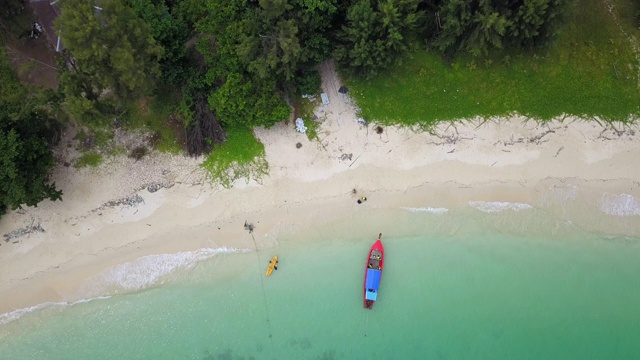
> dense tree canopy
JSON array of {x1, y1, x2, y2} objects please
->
[
  {"x1": 431, "y1": 0, "x2": 566, "y2": 57},
  {"x1": 48, "y1": 0, "x2": 568, "y2": 156},
  {"x1": 56, "y1": 0, "x2": 163, "y2": 99},
  {"x1": 124, "y1": 0, "x2": 190, "y2": 84},
  {"x1": 237, "y1": 0, "x2": 302, "y2": 82},
  {"x1": 334, "y1": 0, "x2": 423, "y2": 76},
  {"x1": 53, "y1": 0, "x2": 569, "y2": 125},
  {"x1": 0, "y1": 49, "x2": 62, "y2": 214},
  {"x1": 196, "y1": 0, "x2": 291, "y2": 129},
  {"x1": 0, "y1": 0, "x2": 572, "y2": 213}
]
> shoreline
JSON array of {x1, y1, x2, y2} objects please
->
[
  {"x1": 1, "y1": 168, "x2": 639, "y2": 316},
  {"x1": 1, "y1": 64, "x2": 640, "y2": 316}
]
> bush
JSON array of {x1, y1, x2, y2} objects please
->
[
  {"x1": 296, "y1": 68, "x2": 322, "y2": 95},
  {"x1": 74, "y1": 152, "x2": 103, "y2": 168}
]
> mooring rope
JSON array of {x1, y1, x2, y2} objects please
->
[
  {"x1": 249, "y1": 231, "x2": 274, "y2": 344},
  {"x1": 364, "y1": 313, "x2": 369, "y2": 337}
]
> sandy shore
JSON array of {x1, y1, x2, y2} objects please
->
[{"x1": 2, "y1": 61, "x2": 640, "y2": 315}]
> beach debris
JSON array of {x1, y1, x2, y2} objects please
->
[
  {"x1": 146, "y1": 181, "x2": 174, "y2": 193},
  {"x1": 339, "y1": 153, "x2": 353, "y2": 161},
  {"x1": 338, "y1": 86, "x2": 348, "y2": 94},
  {"x1": 82, "y1": 136, "x2": 94, "y2": 149},
  {"x1": 295, "y1": 118, "x2": 307, "y2": 133},
  {"x1": 598, "y1": 126, "x2": 636, "y2": 140},
  {"x1": 103, "y1": 194, "x2": 144, "y2": 208},
  {"x1": 553, "y1": 146, "x2": 564, "y2": 158},
  {"x1": 429, "y1": 134, "x2": 472, "y2": 146},
  {"x1": 357, "y1": 117, "x2": 367, "y2": 126},
  {"x1": 301, "y1": 94, "x2": 316, "y2": 102},
  {"x1": 244, "y1": 221, "x2": 254, "y2": 233},
  {"x1": 375, "y1": 125, "x2": 384, "y2": 134},
  {"x1": 29, "y1": 22, "x2": 43, "y2": 39},
  {"x1": 493, "y1": 129, "x2": 555, "y2": 147},
  {"x1": 357, "y1": 196, "x2": 367, "y2": 204},
  {"x1": 296, "y1": 142, "x2": 302, "y2": 149},
  {"x1": 528, "y1": 129, "x2": 555, "y2": 144},
  {"x1": 3, "y1": 223, "x2": 45, "y2": 242},
  {"x1": 348, "y1": 154, "x2": 361, "y2": 168},
  {"x1": 320, "y1": 92, "x2": 329, "y2": 105},
  {"x1": 128, "y1": 146, "x2": 148, "y2": 161}
]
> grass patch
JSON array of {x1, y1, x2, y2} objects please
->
[
  {"x1": 123, "y1": 91, "x2": 183, "y2": 154},
  {"x1": 345, "y1": 0, "x2": 640, "y2": 126},
  {"x1": 73, "y1": 127, "x2": 112, "y2": 149},
  {"x1": 74, "y1": 152, "x2": 103, "y2": 168},
  {"x1": 201, "y1": 127, "x2": 269, "y2": 188}
]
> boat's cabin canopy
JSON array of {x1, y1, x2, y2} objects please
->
[{"x1": 365, "y1": 268, "x2": 381, "y2": 300}]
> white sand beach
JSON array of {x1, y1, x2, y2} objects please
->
[{"x1": 2, "y1": 61, "x2": 640, "y2": 315}]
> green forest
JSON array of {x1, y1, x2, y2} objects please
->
[{"x1": 1, "y1": 0, "x2": 640, "y2": 214}]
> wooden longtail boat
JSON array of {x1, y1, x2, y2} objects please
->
[{"x1": 363, "y1": 233, "x2": 384, "y2": 309}]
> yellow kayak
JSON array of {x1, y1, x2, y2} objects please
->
[{"x1": 266, "y1": 256, "x2": 278, "y2": 276}]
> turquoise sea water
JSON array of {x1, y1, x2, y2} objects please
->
[{"x1": 1, "y1": 194, "x2": 640, "y2": 359}]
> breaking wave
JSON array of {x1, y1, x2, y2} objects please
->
[
  {"x1": 0, "y1": 296, "x2": 111, "y2": 326},
  {"x1": 468, "y1": 201, "x2": 533, "y2": 213},
  {"x1": 599, "y1": 193, "x2": 640, "y2": 217},
  {"x1": 401, "y1": 207, "x2": 449, "y2": 214},
  {"x1": 96, "y1": 247, "x2": 249, "y2": 291},
  {"x1": 0, "y1": 247, "x2": 249, "y2": 326}
]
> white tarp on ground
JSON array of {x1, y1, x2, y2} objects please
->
[
  {"x1": 320, "y1": 93, "x2": 329, "y2": 105},
  {"x1": 295, "y1": 118, "x2": 307, "y2": 133}
]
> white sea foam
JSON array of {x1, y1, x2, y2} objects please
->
[
  {"x1": 96, "y1": 247, "x2": 249, "y2": 291},
  {"x1": 599, "y1": 193, "x2": 640, "y2": 216},
  {"x1": 551, "y1": 185, "x2": 580, "y2": 201},
  {"x1": 539, "y1": 185, "x2": 580, "y2": 207},
  {"x1": 401, "y1": 207, "x2": 449, "y2": 214},
  {"x1": 0, "y1": 247, "x2": 248, "y2": 326},
  {"x1": 468, "y1": 201, "x2": 533, "y2": 213},
  {"x1": 0, "y1": 296, "x2": 111, "y2": 325}
]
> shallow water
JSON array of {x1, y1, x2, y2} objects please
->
[{"x1": 2, "y1": 189, "x2": 640, "y2": 359}]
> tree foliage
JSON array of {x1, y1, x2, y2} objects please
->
[
  {"x1": 231, "y1": 0, "x2": 337, "y2": 86},
  {"x1": 334, "y1": 0, "x2": 423, "y2": 76},
  {"x1": 124, "y1": 0, "x2": 190, "y2": 84},
  {"x1": 508, "y1": 0, "x2": 566, "y2": 47},
  {"x1": 196, "y1": 0, "x2": 291, "y2": 129},
  {"x1": 0, "y1": 49, "x2": 61, "y2": 215},
  {"x1": 0, "y1": 0, "x2": 24, "y2": 17},
  {"x1": 209, "y1": 71, "x2": 290, "y2": 128},
  {"x1": 236, "y1": 0, "x2": 301, "y2": 82},
  {"x1": 46, "y1": 0, "x2": 569, "y2": 160},
  {"x1": 291, "y1": 0, "x2": 337, "y2": 64},
  {"x1": 56, "y1": 0, "x2": 163, "y2": 99},
  {"x1": 432, "y1": 0, "x2": 566, "y2": 57},
  {"x1": 0, "y1": 0, "x2": 26, "y2": 40}
]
